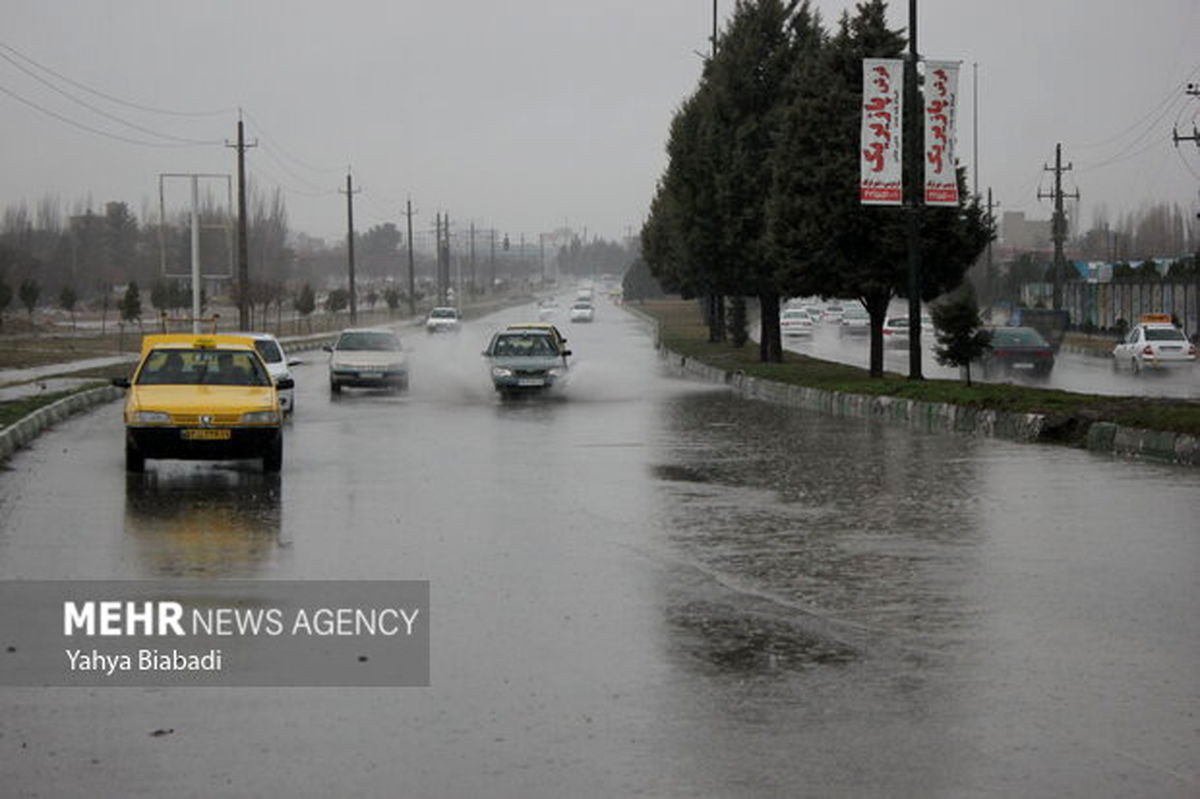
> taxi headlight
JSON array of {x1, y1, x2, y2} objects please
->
[
  {"x1": 492, "y1": 367, "x2": 513, "y2": 378},
  {"x1": 132, "y1": 410, "x2": 171, "y2": 424},
  {"x1": 241, "y1": 410, "x2": 281, "y2": 424}
]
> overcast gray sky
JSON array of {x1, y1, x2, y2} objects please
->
[{"x1": 2, "y1": 1, "x2": 1198, "y2": 249}]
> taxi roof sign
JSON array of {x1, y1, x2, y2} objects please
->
[
  {"x1": 1139, "y1": 313, "x2": 1174, "y2": 325},
  {"x1": 140, "y1": 333, "x2": 257, "y2": 354}
]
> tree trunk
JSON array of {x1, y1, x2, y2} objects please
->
[
  {"x1": 863, "y1": 293, "x2": 891, "y2": 378},
  {"x1": 758, "y1": 294, "x2": 782, "y2": 362}
]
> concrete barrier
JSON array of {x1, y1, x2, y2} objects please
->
[{"x1": 0, "y1": 385, "x2": 123, "y2": 462}]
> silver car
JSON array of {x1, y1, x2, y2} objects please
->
[{"x1": 483, "y1": 329, "x2": 571, "y2": 398}]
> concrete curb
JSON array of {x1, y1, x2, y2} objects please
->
[
  {"x1": 628, "y1": 304, "x2": 1197, "y2": 466},
  {"x1": 0, "y1": 385, "x2": 123, "y2": 462}
]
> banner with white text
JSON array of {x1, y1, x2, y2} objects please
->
[
  {"x1": 923, "y1": 60, "x2": 961, "y2": 206},
  {"x1": 860, "y1": 58, "x2": 904, "y2": 205}
]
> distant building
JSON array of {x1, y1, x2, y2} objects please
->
[{"x1": 1000, "y1": 211, "x2": 1052, "y2": 252}]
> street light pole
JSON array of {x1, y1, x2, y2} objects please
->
[{"x1": 905, "y1": 0, "x2": 924, "y2": 379}]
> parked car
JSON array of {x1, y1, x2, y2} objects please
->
[
  {"x1": 569, "y1": 302, "x2": 595, "y2": 323},
  {"x1": 113, "y1": 333, "x2": 287, "y2": 473},
  {"x1": 1112, "y1": 321, "x2": 1196, "y2": 373},
  {"x1": 881, "y1": 316, "x2": 910, "y2": 347},
  {"x1": 780, "y1": 308, "x2": 814, "y2": 336},
  {"x1": 977, "y1": 326, "x2": 1055, "y2": 377},
  {"x1": 483, "y1": 328, "x2": 571, "y2": 398},
  {"x1": 425, "y1": 306, "x2": 461, "y2": 333},
  {"x1": 239, "y1": 332, "x2": 299, "y2": 415},
  {"x1": 839, "y1": 305, "x2": 870, "y2": 335},
  {"x1": 325, "y1": 328, "x2": 409, "y2": 394}
]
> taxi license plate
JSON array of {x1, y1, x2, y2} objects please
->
[
  {"x1": 359, "y1": 371, "x2": 383, "y2": 379},
  {"x1": 182, "y1": 428, "x2": 232, "y2": 441},
  {"x1": 517, "y1": 378, "x2": 545, "y2": 387}
]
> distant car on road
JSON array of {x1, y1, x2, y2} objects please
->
[
  {"x1": 537, "y1": 300, "x2": 559, "y2": 321},
  {"x1": 839, "y1": 305, "x2": 870, "y2": 335},
  {"x1": 780, "y1": 308, "x2": 814, "y2": 336},
  {"x1": 425, "y1": 306, "x2": 461, "y2": 333},
  {"x1": 821, "y1": 303, "x2": 845, "y2": 324},
  {"x1": 569, "y1": 302, "x2": 595, "y2": 323},
  {"x1": 325, "y1": 328, "x2": 409, "y2": 394},
  {"x1": 881, "y1": 316, "x2": 909, "y2": 347},
  {"x1": 483, "y1": 328, "x2": 571, "y2": 398},
  {"x1": 1112, "y1": 321, "x2": 1196, "y2": 373},
  {"x1": 977, "y1": 326, "x2": 1055, "y2": 378}
]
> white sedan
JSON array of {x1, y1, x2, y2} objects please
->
[
  {"x1": 569, "y1": 302, "x2": 595, "y2": 323},
  {"x1": 780, "y1": 308, "x2": 814, "y2": 336},
  {"x1": 1112, "y1": 323, "x2": 1196, "y2": 373}
]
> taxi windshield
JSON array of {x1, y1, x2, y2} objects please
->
[
  {"x1": 136, "y1": 349, "x2": 270, "y2": 386},
  {"x1": 492, "y1": 334, "x2": 558, "y2": 357}
]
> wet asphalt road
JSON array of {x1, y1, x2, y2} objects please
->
[{"x1": 1, "y1": 298, "x2": 1198, "y2": 797}]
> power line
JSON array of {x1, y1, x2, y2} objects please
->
[
  {"x1": 0, "y1": 80, "x2": 211, "y2": 148},
  {"x1": 0, "y1": 48, "x2": 221, "y2": 145},
  {"x1": 0, "y1": 39, "x2": 234, "y2": 118},
  {"x1": 239, "y1": 108, "x2": 342, "y2": 175}
]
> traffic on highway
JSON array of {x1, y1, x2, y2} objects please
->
[{"x1": 1, "y1": 295, "x2": 1197, "y2": 797}]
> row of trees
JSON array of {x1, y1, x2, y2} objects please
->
[{"x1": 642, "y1": 0, "x2": 991, "y2": 374}]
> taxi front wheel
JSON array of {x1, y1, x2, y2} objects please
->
[
  {"x1": 263, "y1": 435, "x2": 283, "y2": 473},
  {"x1": 125, "y1": 439, "x2": 145, "y2": 473}
]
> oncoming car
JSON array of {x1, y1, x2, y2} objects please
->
[
  {"x1": 240, "y1": 332, "x2": 299, "y2": 415},
  {"x1": 425, "y1": 306, "x2": 461, "y2": 333},
  {"x1": 326, "y1": 328, "x2": 409, "y2": 394},
  {"x1": 114, "y1": 334, "x2": 287, "y2": 473},
  {"x1": 569, "y1": 302, "x2": 595, "y2": 323},
  {"x1": 483, "y1": 328, "x2": 571, "y2": 397},
  {"x1": 505, "y1": 323, "x2": 568, "y2": 353},
  {"x1": 1112, "y1": 319, "x2": 1196, "y2": 373}
]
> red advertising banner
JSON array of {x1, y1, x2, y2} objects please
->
[
  {"x1": 860, "y1": 59, "x2": 904, "y2": 205},
  {"x1": 924, "y1": 61, "x2": 960, "y2": 206}
]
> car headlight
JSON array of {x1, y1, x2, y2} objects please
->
[
  {"x1": 492, "y1": 367, "x2": 513, "y2": 378},
  {"x1": 132, "y1": 410, "x2": 171, "y2": 424},
  {"x1": 241, "y1": 410, "x2": 281, "y2": 424},
  {"x1": 547, "y1": 367, "x2": 565, "y2": 377}
]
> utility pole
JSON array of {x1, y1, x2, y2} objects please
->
[
  {"x1": 904, "y1": 0, "x2": 924, "y2": 379},
  {"x1": 490, "y1": 229, "x2": 497, "y2": 293},
  {"x1": 405, "y1": 198, "x2": 417, "y2": 317},
  {"x1": 469, "y1": 221, "x2": 476, "y2": 295},
  {"x1": 226, "y1": 111, "x2": 256, "y2": 331},
  {"x1": 1039, "y1": 143, "x2": 1079, "y2": 311},
  {"x1": 341, "y1": 170, "x2": 361, "y2": 325},
  {"x1": 1172, "y1": 83, "x2": 1199, "y2": 336},
  {"x1": 984, "y1": 188, "x2": 998, "y2": 307}
]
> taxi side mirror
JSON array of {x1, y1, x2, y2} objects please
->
[
  {"x1": 562, "y1": 350, "x2": 572, "y2": 358},
  {"x1": 111, "y1": 377, "x2": 130, "y2": 389},
  {"x1": 276, "y1": 377, "x2": 295, "y2": 391},
  {"x1": 322, "y1": 345, "x2": 333, "y2": 353}
]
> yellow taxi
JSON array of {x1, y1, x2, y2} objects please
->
[{"x1": 114, "y1": 334, "x2": 289, "y2": 473}]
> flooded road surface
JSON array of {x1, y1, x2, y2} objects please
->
[{"x1": 1, "y1": 298, "x2": 1197, "y2": 797}]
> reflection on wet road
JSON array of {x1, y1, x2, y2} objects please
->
[{"x1": 0, "y1": 299, "x2": 1197, "y2": 797}]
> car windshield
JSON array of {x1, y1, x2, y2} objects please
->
[
  {"x1": 1145, "y1": 327, "x2": 1185, "y2": 341},
  {"x1": 491, "y1": 334, "x2": 558, "y2": 357},
  {"x1": 136, "y1": 349, "x2": 270, "y2": 386},
  {"x1": 572, "y1": 303, "x2": 592, "y2": 311},
  {"x1": 886, "y1": 317, "x2": 908, "y2": 327},
  {"x1": 431, "y1": 308, "x2": 457, "y2": 319},
  {"x1": 254, "y1": 339, "x2": 284, "y2": 364},
  {"x1": 843, "y1": 308, "x2": 868, "y2": 319},
  {"x1": 782, "y1": 310, "x2": 808, "y2": 319},
  {"x1": 337, "y1": 332, "x2": 401, "y2": 351},
  {"x1": 992, "y1": 328, "x2": 1048, "y2": 346}
]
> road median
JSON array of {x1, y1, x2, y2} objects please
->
[{"x1": 628, "y1": 299, "x2": 1199, "y2": 466}]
